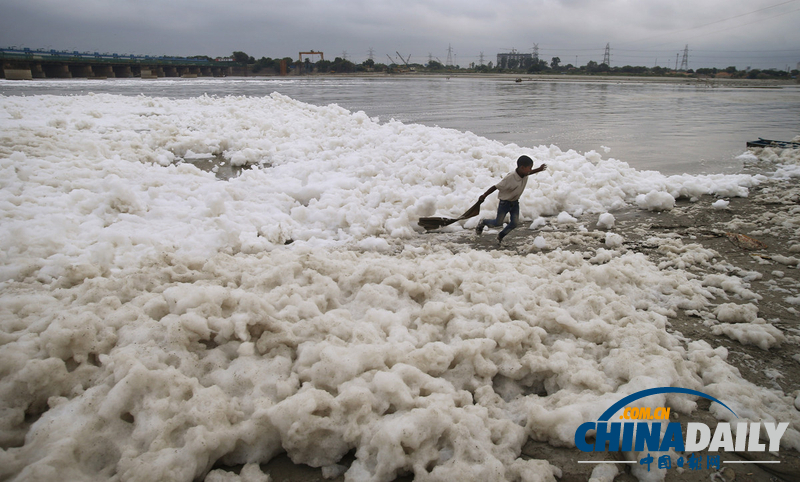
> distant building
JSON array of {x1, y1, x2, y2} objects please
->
[{"x1": 497, "y1": 50, "x2": 533, "y2": 69}]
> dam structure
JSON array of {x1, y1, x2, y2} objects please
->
[{"x1": 1, "y1": 48, "x2": 235, "y2": 80}]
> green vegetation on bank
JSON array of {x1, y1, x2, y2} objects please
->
[{"x1": 230, "y1": 51, "x2": 799, "y2": 80}]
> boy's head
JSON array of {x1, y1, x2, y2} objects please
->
[
  {"x1": 517, "y1": 155, "x2": 534, "y2": 168},
  {"x1": 516, "y1": 155, "x2": 534, "y2": 176}
]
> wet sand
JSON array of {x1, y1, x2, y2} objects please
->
[{"x1": 494, "y1": 177, "x2": 800, "y2": 482}]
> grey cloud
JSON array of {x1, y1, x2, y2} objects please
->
[{"x1": 1, "y1": 0, "x2": 798, "y2": 68}]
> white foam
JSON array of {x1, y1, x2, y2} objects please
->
[
  {"x1": 597, "y1": 213, "x2": 615, "y2": 229},
  {"x1": 530, "y1": 216, "x2": 547, "y2": 230},
  {"x1": 605, "y1": 232, "x2": 624, "y2": 248},
  {"x1": 636, "y1": 190, "x2": 675, "y2": 211},
  {"x1": 1, "y1": 93, "x2": 796, "y2": 481},
  {"x1": 556, "y1": 212, "x2": 578, "y2": 224}
]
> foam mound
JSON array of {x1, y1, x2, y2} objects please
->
[{"x1": 1, "y1": 93, "x2": 798, "y2": 481}]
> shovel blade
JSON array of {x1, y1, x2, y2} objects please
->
[{"x1": 418, "y1": 217, "x2": 458, "y2": 231}]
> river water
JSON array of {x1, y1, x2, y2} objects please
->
[{"x1": 2, "y1": 76, "x2": 798, "y2": 175}]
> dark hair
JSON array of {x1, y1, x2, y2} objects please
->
[{"x1": 517, "y1": 155, "x2": 534, "y2": 168}]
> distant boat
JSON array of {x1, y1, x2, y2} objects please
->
[{"x1": 746, "y1": 138, "x2": 800, "y2": 149}]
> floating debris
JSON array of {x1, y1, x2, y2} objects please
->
[
  {"x1": 746, "y1": 138, "x2": 800, "y2": 149},
  {"x1": 726, "y1": 232, "x2": 767, "y2": 250}
]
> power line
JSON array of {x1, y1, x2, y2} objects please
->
[
  {"x1": 620, "y1": 0, "x2": 800, "y2": 46},
  {"x1": 537, "y1": 47, "x2": 604, "y2": 52},
  {"x1": 687, "y1": 53, "x2": 800, "y2": 59},
  {"x1": 680, "y1": 6, "x2": 800, "y2": 43},
  {"x1": 614, "y1": 47, "x2": 800, "y2": 53},
  {"x1": 535, "y1": 43, "x2": 800, "y2": 61},
  {"x1": 601, "y1": 52, "x2": 797, "y2": 59},
  {"x1": 690, "y1": 48, "x2": 800, "y2": 52},
  {"x1": 683, "y1": 0, "x2": 797, "y2": 32}
]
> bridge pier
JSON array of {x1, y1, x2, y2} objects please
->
[
  {"x1": 31, "y1": 64, "x2": 46, "y2": 78},
  {"x1": 179, "y1": 66, "x2": 200, "y2": 78},
  {"x1": 2, "y1": 68, "x2": 33, "y2": 80},
  {"x1": 140, "y1": 67, "x2": 160, "y2": 79},
  {"x1": 113, "y1": 65, "x2": 133, "y2": 78},
  {"x1": 69, "y1": 64, "x2": 94, "y2": 78},
  {"x1": 92, "y1": 64, "x2": 115, "y2": 78},
  {"x1": 43, "y1": 64, "x2": 72, "y2": 78},
  {"x1": 211, "y1": 67, "x2": 232, "y2": 77}
]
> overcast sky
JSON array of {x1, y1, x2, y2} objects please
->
[{"x1": 1, "y1": 0, "x2": 799, "y2": 70}]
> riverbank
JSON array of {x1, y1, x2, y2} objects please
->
[
  {"x1": 454, "y1": 175, "x2": 800, "y2": 482},
  {"x1": 2, "y1": 86, "x2": 798, "y2": 482},
  {"x1": 234, "y1": 71, "x2": 799, "y2": 88},
  {"x1": 6, "y1": 71, "x2": 795, "y2": 89},
  {"x1": 208, "y1": 159, "x2": 800, "y2": 481}
]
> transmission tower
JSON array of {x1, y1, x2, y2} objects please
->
[
  {"x1": 679, "y1": 44, "x2": 689, "y2": 71},
  {"x1": 368, "y1": 47, "x2": 374, "y2": 61},
  {"x1": 532, "y1": 43, "x2": 539, "y2": 61},
  {"x1": 603, "y1": 43, "x2": 611, "y2": 66},
  {"x1": 479, "y1": 52, "x2": 485, "y2": 66},
  {"x1": 341, "y1": 51, "x2": 348, "y2": 61},
  {"x1": 446, "y1": 44, "x2": 454, "y2": 67}
]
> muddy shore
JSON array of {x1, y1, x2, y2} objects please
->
[
  {"x1": 469, "y1": 177, "x2": 800, "y2": 482},
  {"x1": 209, "y1": 164, "x2": 799, "y2": 481},
  {"x1": 234, "y1": 71, "x2": 799, "y2": 89}
]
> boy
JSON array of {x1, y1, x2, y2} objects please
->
[{"x1": 476, "y1": 155, "x2": 547, "y2": 244}]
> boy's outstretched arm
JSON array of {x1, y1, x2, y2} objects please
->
[{"x1": 479, "y1": 185, "x2": 497, "y2": 202}]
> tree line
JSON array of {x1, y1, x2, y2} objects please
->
[{"x1": 231, "y1": 51, "x2": 799, "y2": 79}]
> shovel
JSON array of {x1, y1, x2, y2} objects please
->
[{"x1": 418, "y1": 198, "x2": 483, "y2": 231}]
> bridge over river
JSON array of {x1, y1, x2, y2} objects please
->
[{"x1": 1, "y1": 48, "x2": 237, "y2": 79}]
